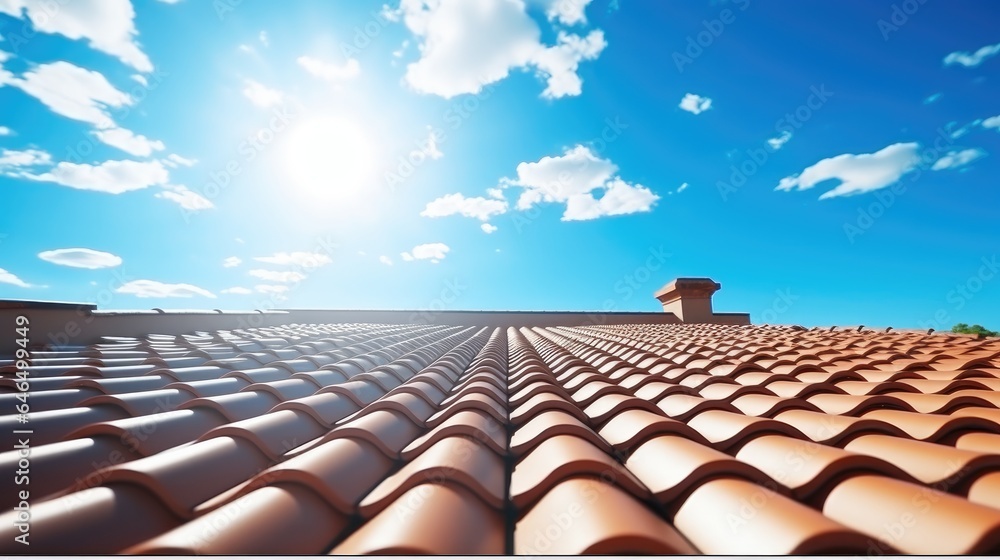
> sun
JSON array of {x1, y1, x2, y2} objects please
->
[{"x1": 281, "y1": 115, "x2": 377, "y2": 204}]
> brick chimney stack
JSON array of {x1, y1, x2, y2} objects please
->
[{"x1": 655, "y1": 277, "x2": 726, "y2": 324}]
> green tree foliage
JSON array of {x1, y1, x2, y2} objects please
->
[{"x1": 952, "y1": 323, "x2": 999, "y2": 337}]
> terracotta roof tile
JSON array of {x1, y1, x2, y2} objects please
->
[
  {"x1": 514, "y1": 478, "x2": 696, "y2": 554},
  {"x1": 6, "y1": 321, "x2": 1000, "y2": 553}
]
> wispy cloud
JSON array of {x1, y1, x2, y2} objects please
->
[
  {"x1": 221, "y1": 286, "x2": 252, "y2": 295},
  {"x1": 931, "y1": 148, "x2": 987, "y2": 170},
  {"x1": 38, "y1": 248, "x2": 122, "y2": 269},
  {"x1": 249, "y1": 269, "x2": 307, "y2": 283},
  {"x1": 242, "y1": 79, "x2": 284, "y2": 108},
  {"x1": 253, "y1": 252, "x2": 331, "y2": 268},
  {"x1": 0, "y1": 267, "x2": 32, "y2": 288},
  {"x1": 116, "y1": 279, "x2": 215, "y2": 298},
  {"x1": 297, "y1": 55, "x2": 360, "y2": 82},
  {"x1": 944, "y1": 41, "x2": 1000, "y2": 67},
  {"x1": 379, "y1": 255, "x2": 393, "y2": 266},
  {"x1": 775, "y1": 142, "x2": 922, "y2": 199},
  {"x1": 223, "y1": 256, "x2": 242, "y2": 268},
  {"x1": 155, "y1": 185, "x2": 213, "y2": 210},
  {"x1": 29, "y1": 159, "x2": 170, "y2": 194}
]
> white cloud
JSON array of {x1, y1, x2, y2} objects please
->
[
  {"x1": 0, "y1": 267, "x2": 31, "y2": 288},
  {"x1": 501, "y1": 144, "x2": 658, "y2": 221},
  {"x1": 0, "y1": 48, "x2": 11, "y2": 86},
  {"x1": 379, "y1": 255, "x2": 393, "y2": 266},
  {"x1": 161, "y1": 153, "x2": 197, "y2": 168},
  {"x1": 0, "y1": 148, "x2": 51, "y2": 172},
  {"x1": 131, "y1": 74, "x2": 148, "y2": 86},
  {"x1": 9, "y1": 60, "x2": 163, "y2": 155},
  {"x1": 944, "y1": 42, "x2": 1000, "y2": 68},
  {"x1": 221, "y1": 286, "x2": 252, "y2": 295},
  {"x1": 242, "y1": 79, "x2": 284, "y2": 108},
  {"x1": 297, "y1": 55, "x2": 360, "y2": 82},
  {"x1": 249, "y1": 269, "x2": 307, "y2": 283},
  {"x1": 392, "y1": 40, "x2": 410, "y2": 58},
  {"x1": 0, "y1": 0, "x2": 153, "y2": 72},
  {"x1": 155, "y1": 185, "x2": 214, "y2": 210},
  {"x1": 12, "y1": 61, "x2": 131, "y2": 128},
  {"x1": 775, "y1": 142, "x2": 922, "y2": 199},
  {"x1": 254, "y1": 284, "x2": 289, "y2": 294},
  {"x1": 982, "y1": 116, "x2": 1000, "y2": 130},
  {"x1": 949, "y1": 119, "x2": 983, "y2": 139},
  {"x1": 238, "y1": 44, "x2": 256, "y2": 55},
  {"x1": 116, "y1": 279, "x2": 215, "y2": 298},
  {"x1": 421, "y1": 193, "x2": 508, "y2": 221},
  {"x1": 923, "y1": 92, "x2": 942, "y2": 105},
  {"x1": 676, "y1": 182, "x2": 689, "y2": 193},
  {"x1": 38, "y1": 248, "x2": 121, "y2": 269},
  {"x1": 157, "y1": 0, "x2": 182, "y2": 4},
  {"x1": 538, "y1": 0, "x2": 594, "y2": 25},
  {"x1": 679, "y1": 93, "x2": 712, "y2": 115},
  {"x1": 931, "y1": 148, "x2": 987, "y2": 171},
  {"x1": 94, "y1": 127, "x2": 165, "y2": 157},
  {"x1": 402, "y1": 242, "x2": 450, "y2": 263},
  {"x1": 767, "y1": 130, "x2": 792, "y2": 150},
  {"x1": 395, "y1": 0, "x2": 606, "y2": 99},
  {"x1": 486, "y1": 187, "x2": 504, "y2": 199},
  {"x1": 0, "y1": 126, "x2": 12, "y2": 135},
  {"x1": 481, "y1": 223, "x2": 498, "y2": 234},
  {"x1": 259, "y1": 30, "x2": 269, "y2": 47},
  {"x1": 253, "y1": 252, "x2": 331, "y2": 268},
  {"x1": 29, "y1": 159, "x2": 169, "y2": 194},
  {"x1": 223, "y1": 256, "x2": 242, "y2": 268},
  {"x1": 410, "y1": 126, "x2": 443, "y2": 160},
  {"x1": 562, "y1": 177, "x2": 659, "y2": 221}
]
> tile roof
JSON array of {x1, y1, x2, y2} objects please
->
[{"x1": 2, "y1": 320, "x2": 1000, "y2": 554}]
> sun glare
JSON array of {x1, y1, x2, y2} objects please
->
[{"x1": 281, "y1": 115, "x2": 376, "y2": 205}]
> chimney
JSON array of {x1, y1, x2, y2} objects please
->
[{"x1": 655, "y1": 277, "x2": 722, "y2": 323}]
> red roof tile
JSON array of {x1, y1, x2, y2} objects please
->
[{"x1": 2, "y1": 320, "x2": 1000, "y2": 554}]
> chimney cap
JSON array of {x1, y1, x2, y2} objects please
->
[{"x1": 654, "y1": 277, "x2": 721, "y2": 303}]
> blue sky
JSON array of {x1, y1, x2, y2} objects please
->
[{"x1": 0, "y1": 0, "x2": 998, "y2": 329}]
